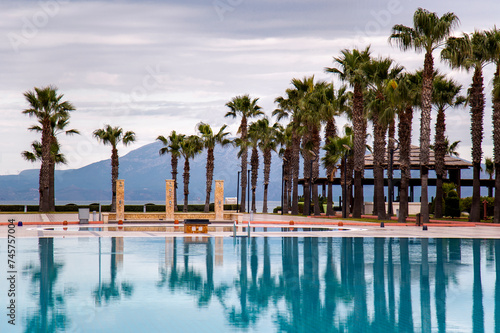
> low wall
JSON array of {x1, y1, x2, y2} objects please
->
[
  {"x1": 102, "y1": 211, "x2": 241, "y2": 223},
  {"x1": 363, "y1": 202, "x2": 422, "y2": 216}
]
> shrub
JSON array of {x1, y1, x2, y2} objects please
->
[{"x1": 444, "y1": 191, "x2": 460, "y2": 218}]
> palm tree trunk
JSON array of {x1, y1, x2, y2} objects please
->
[
  {"x1": 204, "y1": 148, "x2": 214, "y2": 213},
  {"x1": 111, "y1": 146, "x2": 119, "y2": 212},
  {"x1": 283, "y1": 147, "x2": 292, "y2": 214},
  {"x1": 494, "y1": 63, "x2": 500, "y2": 223},
  {"x1": 398, "y1": 106, "x2": 413, "y2": 223},
  {"x1": 171, "y1": 156, "x2": 178, "y2": 212},
  {"x1": 352, "y1": 82, "x2": 365, "y2": 218},
  {"x1": 434, "y1": 107, "x2": 446, "y2": 218},
  {"x1": 312, "y1": 125, "x2": 321, "y2": 216},
  {"x1": 262, "y1": 148, "x2": 271, "y2": 213},
  {"x1": 291, "y1": 130, "x2": 300, "y2": 215},
  {"x1": 49, "y1": 159, "x2": 55, "y2": 211},
  {"x1": 39, "y1": 120, "x2": 52, "y2": 212},
  {"x1": 183, "y1": 158, "x2": 190, "y2": 213},
  {"x1": 373, "y1": 114, "x2": 387, "y2": 220},
  {"x1": 420, "y1": 51, "x2": 434, "y2": 224},
  {"x1": 303, "y1": 149, "x2": 311, "y2": 216},
  {"x1": 469, "y1": 66, "x2": 485, "y2": 222},
  {"x1": 251, "y1": 146, "x2": 259, "y2": 213},
  {"x1": 240, "y1": 148, "x2": 247, "y2": 213}
]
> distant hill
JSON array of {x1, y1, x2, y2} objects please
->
[
  {"x1": 0, "y1": 141, "x2": 488, "y2": 204},
  {"x1": 0, "y1": 141, "x2": 285, "y2": 204}
]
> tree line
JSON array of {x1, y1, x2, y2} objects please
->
[{"x1": 21, "y1": 8, "x2": 500, "y2": 223}]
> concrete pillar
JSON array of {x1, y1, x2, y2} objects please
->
[
  {"x1": 215, "y1": 180, "x2": 224, "y2": 220},
  {"x1": 116, "y1": 179, "x2": 125, "y2": 221},
  {"x1": 166, "y1": 180, "x2": 175, "y2": 220}
]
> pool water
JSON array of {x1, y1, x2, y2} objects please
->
[{"x1": 0, "y1": 237, "x2": 498, "y2": 332}]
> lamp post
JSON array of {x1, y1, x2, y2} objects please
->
[
  {"x1": 309, "y1": 152, "x2": 318, "y2": 216},
  {"x1": 388, "y1": 139, "x2": 400, "y2": 217},
  {"x1": 236, "y1": 171, "x2": 241, "y2": 213},
  {"x1": 342, "y1": 145, "x2": 351, "y2": 219}
]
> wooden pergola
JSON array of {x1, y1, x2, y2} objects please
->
[{"x1": 299, "y1": 145, "x2": 479, "y2": 201}]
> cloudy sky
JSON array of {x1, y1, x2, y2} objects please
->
[{"x1": 1, "y1": 0, "x2": 500, "y2": 175}]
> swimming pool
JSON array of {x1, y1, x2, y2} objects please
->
[{"x1": 0, "y1": 237, "x2": 498, "y2": 332}]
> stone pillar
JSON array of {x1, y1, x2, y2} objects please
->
[
  {"x1": 116, "y1": 179, "x2": 125, "y2": 221},
  {"x1": 215, "y1": 180, "x2": 224, "y2": 220},
  {"x1": 166, "y1": 180, "x2": 175, "y2": 220}
]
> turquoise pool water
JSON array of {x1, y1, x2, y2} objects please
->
[{"x1": 0, "y1": 237, "x2": 498, "y2": 332}]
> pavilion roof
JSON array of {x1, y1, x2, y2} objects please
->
[{"x1": 363, "y1": 145, "x2": 471, "y2": 170}]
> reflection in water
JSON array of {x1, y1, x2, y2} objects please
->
[
  {"x1": 12, "y1": 237, "x2": 500, "y2": 332},
  {"x1": 23, "y1": 238, "x2": 68, "y2": 333}
]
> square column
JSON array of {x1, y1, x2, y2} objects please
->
[
  {"x1": 166, "y1": 179, "x2": 175, "y2": 220},
  {"x1": 116, "y1": 179, "x2": 125, "y2": 221},
  {"x1": 215, "y1": 180, "x2": 224, "y2": 220}
]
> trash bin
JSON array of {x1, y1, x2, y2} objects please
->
[
  {"x1": 415, "y1": 213, "x2": 422, "y2": 226},
  {"x1": 79, "y1": 208, "x2": 90, "y2": 224}
]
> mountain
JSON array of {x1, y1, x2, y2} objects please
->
[
  {"x1": 0, "y1": 141, "x2": 489, "y2": 204},
  {"x1": 0, "y1": 141, "x2": 285, "y2": 203}
]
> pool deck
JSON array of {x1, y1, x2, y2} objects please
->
[{"x1": 1, "y1": 212, "x2": 500, "y2": 239}]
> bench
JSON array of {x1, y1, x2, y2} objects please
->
[{"x1": 184, "y1": 219, "x2": 210, "y2": 234}]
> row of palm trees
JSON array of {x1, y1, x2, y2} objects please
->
[{"x1": 21, "y1": 8, "x2": 500, "y2": 223}]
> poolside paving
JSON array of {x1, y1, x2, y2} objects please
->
[{"x1": 1, "y1": 212, "x2": 500, "y2": 239}]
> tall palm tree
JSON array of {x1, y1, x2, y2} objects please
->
[
  {"x1": 157, "y1": 131, "x2": 185, "y2": 211},
  {"x1": 26, "y1": 114, "x2": 79, "y2": 210},
  {"x1": 442, "y1": 31, "x2": 490, "y2": 222},
  {"x1": 387, "y1": 71, "x2": 422, "y2": 222},
  {"x1": 322, "y1": 126, "x2": 354, "y2": 216},
  {"x1": 22, "y1": 86, "x2": 76, "y2": 212},
  {"x1": 249, "y1": 118, "x2": 279, "y2": 213},
  {"x1": 391, "y1": 7, "x2": 459, "y2": 224},
  {"x1": 247, "y1": 122, "x2": 261, "y2": 213},
  {"x1": 486, "y1": 27, "x2": 500, "y2": 222},
  {"x1": 322, "y1": 85, "x2": 350, "y2": 216},
  {"x1": 364, "y1": 57, "x2": 403, "y2": 220},
  {"x1": 93, "y1": 125, "x2": 136, "y2": 212},
  {"x1": 179, "y1": 135, "x2": 203, "y2": 212},
  {"x1": 197, "y1": 123, "x2": 231, "y2": 213},
  {"x1": 299, "y1": 77, "x2": 330, "y2": 216},
  {"x1": 325, "y1": 46, "x2": 371, "y2": 218},
  {"x1": 274, "y1": 86, "x2": 305, "y2": 215},
  {"x1": 225, "y1": 95, "x2": 263, "y2": 213},
  {"x1": 276, "y1": 123, "x2": 293, "y2": 214},
  {"x1": 431, "y1": 75, "x2": 464, "y2": 218}
]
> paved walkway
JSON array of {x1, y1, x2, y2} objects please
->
[{"x1": 1, "y1": 212, "x2": 500, "y2": 239}]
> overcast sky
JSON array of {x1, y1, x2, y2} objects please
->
[{"x1": 1, "y1": 0, "x2": 500, "y2": 175}]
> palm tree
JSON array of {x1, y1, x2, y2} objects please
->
[
  {"x1": 485, "y1": 157, "x2": 494, "y2": 198},
  {"x1": 364, "y1": 57, "x2": 403, "y2": 220},
  {"x1": 179, "y1": 135, "x2": 203, "y2": 212},
  {"x1": 276, "y1": 123, "x2": 293, "y2": 214},
  {"x1": 249, "y1": 118, "x2": 279, "y2": 213},
  {"x1": 390, "y1": 7, "x2": 459, "y2": 224},
  {"x1": 322, "y1": 85, "x2": 350, "y2": 216},
  {"x1": 325, "y1": 46, "x2": 371, "y2": 218},
  {"x1": 197, "y1": 123, "x2": 231, "y2": 213},
  {"x1": 442, "y1": 31, "x2": 490, "y2": 222},
  {"x1": 93, "y1": 125, "x2": 136, "y2": 212},
  {"x1": 431, "y1": 75, "x2": 464, "y2": 218},
  {"x1": 225, "y1": 95, "x2": 263, "y2": 213},
  {"x1": 157, "y1": 131, "x2": 185, "y2": 211},
  {"x1": 22, "y1": 86, "x2": 76, "y2": 212},
  {"x1": 387, "y1": 71, "x2": 422, "y2": 222},
  {"x1": 322, "y1": 126, "x2": 354, "y2": 216},
  {"x1": 247, "y1": 122, "x2": 261, "y2": 213},
  {"x1": 274, "y1": 86, "x2": 306, "y2": 215},
  {"x1": 25, "y1": 114, "x2": 79, "y2": 210},
  {"x1": 486, "y1": 27, "x2": 500, "y2": 222}
]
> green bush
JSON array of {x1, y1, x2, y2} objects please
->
[{"x1": 444, "y1": 190, "x2": 460, "y2": 218}]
